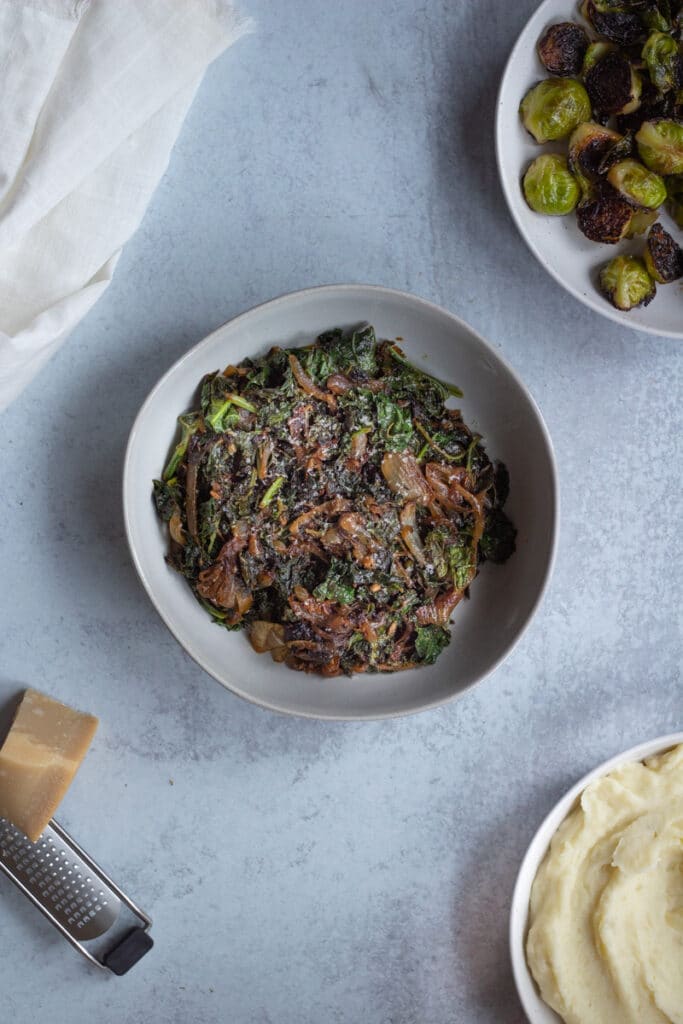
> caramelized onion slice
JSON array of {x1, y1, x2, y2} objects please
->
[{"x1": 381, "y1": 452, "x2": 431, "y2": 504}]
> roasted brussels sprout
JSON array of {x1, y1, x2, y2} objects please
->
[
  {"x1": 636, "y1": 118, "x2": 683, "y2": 172},
  {"x1": 642, "y1": 31, "x2": 683, "y2": 92},
  {"x1": 643, "y1": 221, "x2": 683, "y2": 280},
  {"x1": 568, "y1": 122, "x2": 624, "y2": 189},
  {"x1": 520, "y1": 78, "x2": 593, "y2": 143},
  {"x1": 523, "y1": 154, "x2": 581, "y2": 215},
  {"x1": 597, "y1": 130, "x2": 637, "y2": 173},
  {"x1": 576, "y1": 183, "x2": 635, "y2": 242},
  {"x1": 616, "y1": 78, "x2": 674, "y2": 133},
  {"x1": 582, "y1": 41, "x2": 617, "y2": 75},
  {"x1": 624, "y1": 206, "x2": 659, "y2": 235},
  {"x1": 585, "y1": 51, "x2": 643, "y2": 116},
  {"x1": 599, "y1": 254, "x2": 657, "y2": 309},
  {"x1": 538, "y1": 23, "x2": 590, "y2": 76},
  {"x1": 582, "y1": 0, "x2": 648, "y2": 46},
  {"x1": 606, "y1": 158, "x2": 668, "y2": 207}
]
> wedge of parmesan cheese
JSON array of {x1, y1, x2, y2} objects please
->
[{"x1": 0, "y1": 689, "x2": 98, "y2": 842}]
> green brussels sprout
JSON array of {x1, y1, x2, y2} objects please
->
[
  {"x1": 599, "y1": 255, "x2": 656, "y2": 309},
  {"x1": 624, "y1": 207, "x2": 658, "y2": 236},
  {"x1": 636, "y1": 118, "x2": 683, "y2": 173},
  {"x1": 582, "y1": 41, "x2": 617, "y2": 75},
  {"x1": 520, "y1": 78, "x2": 592, "y2": 143},
  {"x1": 538, "y1": 23, "x2": 590, "y2": 77},
  {"x1": 568, "y1": 122, "x2": 623, "y2": 191},
  {"x1": 642, "y1": 32, "x2": 683, "y2": 92},
  {"x1": 606, "y1": 158, "x2": 668, "y2": 208},
  {"x1": 522, "y1": 154, "x2": 581, "y2": 215},
  {"x1": 576, "y1": 183, "x2": 634, "y2": 242},
  {"x1": 585, "y1": 51, "x2": 642, "y2": 116},
  {"x1": 643, "y1": 222, "x2": 683, "y2": 281}
]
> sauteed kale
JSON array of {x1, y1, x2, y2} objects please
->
[{"x1": 153, "y1": 326, "x2": 515, "y2": 676}]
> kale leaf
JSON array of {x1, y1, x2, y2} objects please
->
[
  {"x1": 479, "y1": 509, "x2": 517, "y2": 564},
  {"x1": 375, "y1": 393, "x2": 414, "y2": 451},
  {"x1": 313, "y1": 558, "x2": 356, "y2": 605},
  {"x1": 415, "y1": 625, "x2": 451, "y2": 664}
]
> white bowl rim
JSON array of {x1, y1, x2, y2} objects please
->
[
  {"x1": 510, "y1": 730, "x2": 683, "y2": 1022},
  {"x1": 495, "y1": 0, "x2": 683, "y2": 341},
  {"x1": 122, "y1": 282, "x2": 560, "y2": 720}
]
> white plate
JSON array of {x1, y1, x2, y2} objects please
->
[
  {"x1": 496, "y1": 0, "x2": 683, "y2": 338},
  {"x1": 510, "y1": 731, "x2": 683, "y2": 1023},
  {"x1": 123, "y1": 284, "x2": 558, "y2": 720}
]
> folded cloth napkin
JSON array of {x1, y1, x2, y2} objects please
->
[{"x1": 0, "y1": 0, "x2": 251, "y2": 411}]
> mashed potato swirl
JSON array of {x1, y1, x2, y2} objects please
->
[{"x1": 527, "y1": 743, "x2": 683, "y2": 1024}]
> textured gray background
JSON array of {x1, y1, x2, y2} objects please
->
[{"x1": 1, "y1": 1, "x2": 681, "y2": 1022}]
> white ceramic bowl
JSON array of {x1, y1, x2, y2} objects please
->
[
  {"x1": 510, "y1": 731, "x2": 683, "y2": 1023},
  {"x1": 496, "y1": 0, "x2": 683, "y2": 338},
  {"x1": 123, "y1": 284, "x2": 558, "y2": 720}
]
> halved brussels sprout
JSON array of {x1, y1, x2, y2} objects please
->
[
  {"x1": 643, "y1": 222, "x2": 683, "y2": 281},
  {"x1": 607, "y1": 158, "x2": 668, "y2": 207},
  {"x1": 520, "y1": 78, "x2": 593, "y2": 143},
  {"x1": 585, "y1": 52, "x2": 642, "y2": 116},
  {"x1": 599, "y1": 255, "x2": 656, "y2": 309},
  {"x1": 582, "y1": 41, "x2": 617, "y2": 76},
  {"x1": 624, "y1": 207, "x2": 658, "y2": 235},
  {"x1": 642, "y1": 31, "x2": 683, "y2": 92},
  {"x1": 538, "y1": 23, "x2": 590, "y2": 76},
  {"x1": 576, "y1": 183, "x2": 635, "y2": 242},
  {"x1": 636, "y1": 118, "x2": 683, "y2": 173},
  {"x1": 582, "y1": 0, "x2": 648, "y2": 46},
  {"x1": 597, "y1": 131, "x2": 637, "y2": 174},
  {"x1": 616, "y1": 79, "x2": 673, "y2": 134},
  {"x1": 523, "y1": 154, "x2": 581, "y2": 215},
  {"x1": 568, "y1": 122, "x2": 624, "y2": 190}
]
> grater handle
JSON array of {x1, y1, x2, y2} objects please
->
[{"x1": 103, "y1": 927, "x2": 154, "y2": 975}]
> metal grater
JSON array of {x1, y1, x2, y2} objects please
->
[{"x1": 0, "y1": 817, "x2": 153, "y2": 974}]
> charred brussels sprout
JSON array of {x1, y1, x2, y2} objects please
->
[
  {"x1": 643, "y1": 221, "x2": 683, "y2": 280},
  {"x1": 585, "y1": 51, "x2": 642, "y2": 116},
  {"x1": 597, "y1": 131, "x2": 637, "y2": 173},
  {"x1": 523, "y1": 154, "x2": 581, "y2": 214},
  {"x1": 576, "y1": 183, "x2": 634, "y2": 242},
  {"x1": 616, "y1": 78, "x2": 676, "y2": 134},
  {"x1": 582, "y1": 0, "x2": 648, "y2": 46},
  {"x1": 624, "y1": 207, "x2": 659, "y2": 235},
  {"x1": 538, "y1": 22, "x2": 590, "y2": 76},
  {"x1": 607, "y1": 158, "x2": 668, "y2": 207},
  {"x1": 583, "y1": 41, "x2": 617, "y2": 75},
  {"x1": 642, "y1": 31, "x2": 683, "y2": 92},
  {"x1": 636, "y1": 118, "x2": 683, "y2": 173},
  {"x1": 520, "y1": 78, "x2": 592, "y2": 143},
  {"x1": 568, "y1": 122, "x2": 624, "y2": 189},
  {"x1": 599, "y1": 255, "x2": 657, "y2": 309}
]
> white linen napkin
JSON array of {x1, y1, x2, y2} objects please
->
[{"x1": 0, "y1": 0, "x2": 251, "y2": 411}]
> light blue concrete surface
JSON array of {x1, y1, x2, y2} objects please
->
[{"x1": 0, "y1": 2, "x2": 681, "y2": 1022}]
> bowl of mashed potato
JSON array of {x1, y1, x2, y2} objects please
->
[{"x1": 510, "y1": 733, "x2": 683, "y2": 1024}]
